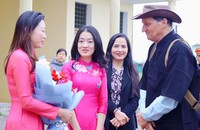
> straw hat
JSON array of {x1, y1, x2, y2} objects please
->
[{"x1": 132, "y1": 5, "x2": 182, "y2": 23}]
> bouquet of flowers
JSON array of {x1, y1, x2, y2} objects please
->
[{"x1": 33, "y1": 56, "x2": 84, "y2": 130}]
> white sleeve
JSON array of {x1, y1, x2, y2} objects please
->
[
  {"x1": 141, "y1": 95, "x2": 178, "y2": 121},
  {"x1": 138, "y1": 89, "x2": 146, "y2": 112}
]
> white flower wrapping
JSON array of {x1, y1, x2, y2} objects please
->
[{"x1": 34, "y1": 56, "x2": 84, "y2": 130}]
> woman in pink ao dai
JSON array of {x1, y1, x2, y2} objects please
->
[{"x1": 62, "y1": 25, "x2": 108, "y2": 130}]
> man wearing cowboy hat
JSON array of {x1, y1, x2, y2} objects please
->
[{"x1": 132, "y1": 5, "x2": 199, "y2": 130}]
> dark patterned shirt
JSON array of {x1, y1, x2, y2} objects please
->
[{"x1": 111, "y1": 67, "x2": 123, "y2": 105}]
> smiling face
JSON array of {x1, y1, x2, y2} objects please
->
[
  {"x1": 111, "y1": 37, "x2": 128, "y2": 62},
  {"x1": 77, "y1": 31, "x2": 95, "y2": 62},
  {"x1": 30, "y1": 20, "x2": 46, "y2": 49}
]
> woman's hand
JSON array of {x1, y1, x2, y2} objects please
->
[
  {"x1": 96, "y1": 113, "x2": 106, "y2": 130},
  {"x1": 110, "y1": 117, "x2": 121, "y2": 128},
  {"x1": 58, "y1": 108, "x2": 72, "y2": 124},
  {"x1": 70, "y1": 110, "x2": 81, "y2": 130},
  {"x1": 114, "y1": 110, "x2": 129, "y2": 126}
]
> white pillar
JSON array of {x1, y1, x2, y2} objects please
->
[
  {"x1": 110, "y1": 0, "x2": 120, "y2": 36},
  {"x1": 19, "y1": 0, "x2": 32, "y2": 15},
  {"x1": 168, "y1": 0, "x2": 176, "y2": 11},
  {"x1": 168, "y1": 0, "x2": 178, "y2": 32},
  {"x1": 66, "y1": 0, "x2": 75, "y2": 60}
]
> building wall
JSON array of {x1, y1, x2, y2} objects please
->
[
  {"x1": 0, "y1": 0, "x2": 19, "y2": 102},
  {"x1": 121, "y1": 2, "x2": 134, "y2": 45},
  {"x1": 0, "y1": 0, "x2": 134, "y2": 103},
  {"x1": 89, "y1": 0, "x2": 111, "y2": 48},
  {"x1": 33, "y1": 0, "x2": 68, "y2": 61}
]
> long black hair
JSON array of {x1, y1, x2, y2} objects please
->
[
  {"x1": 4, "y1": 11, "x2": 45, "y2": 73},
  {"x1": 106, "y1": 33, "x2": 139, "y2": 97},
  {"x1": 71, "y1": 25, "x2": 107, "y2": 69}
]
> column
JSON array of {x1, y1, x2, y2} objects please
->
[
  {"x1": 168, "y1": 0, "x2": 178, "y2": 32},
  {"x1": 110, "y1": 0, "x2": 120, "y2": 36},
  {"x1": 66, "y1": 0, "x2": 75, "y2": 60},
  {"x1": 168, "y1": 0, "x2": 177, "y2": 11},
  {"x1": 19, "y1": 0, "x2": 32, "y2": 15}
]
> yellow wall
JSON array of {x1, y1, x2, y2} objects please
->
[
  {"x1": 89, "y1": 0, "x2": 111, "y2": 49},
  {"x1": 0, "y1": 0, "x2": 134, "y2": 103},
  {"x1": 121, "y1": 3, "x2": 134, "y2": 43},
  {"x1": 0, "y1": 0, "x2": 19, "y2": 102},
  {"x1": 33, "y1": 0, "x2": 68, "y2": 61}
]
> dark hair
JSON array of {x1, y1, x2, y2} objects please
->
[
  {"x1": 56, "y1": 48, "x2": 67, "y2": 56},
  {"x1": 153, "y1": 16, "x2": 172, "y2": 26},
  {"x1": 4, "y1": 11, "x2": 45, "y2": 74},
  {"x1": 71, "y1": 25, "x2": 107, "y2": 68},
  {"x1": 105, "y1": 33, "x2": 139, "y2": 97}
]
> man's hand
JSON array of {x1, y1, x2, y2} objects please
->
[
  {"x1": 136, "y1": 112, "x2": 148, "y2": 129},
  {"x1": 145, "y1": 122, "x2": 155, "y2": 130},
  {"x1": 136, "y1": 112, "x2": 155, "y2": 130}
]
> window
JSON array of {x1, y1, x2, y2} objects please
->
[
  {"x1": 75, "y1": 3, "x2": 91, "y2": 30},
  {"x1": 119, "y1": 12, "x2": 128, "y2": 34},
  {"x1": 75, "y1": 3, "x2": 86, "y2": 28},
  {"x1": 120, "y1": 12, "x2": 123, "y2": 33}
]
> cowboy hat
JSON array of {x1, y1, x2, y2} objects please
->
[{"x1": 132, "y1": 5, "x2": 182, "y2": 23}]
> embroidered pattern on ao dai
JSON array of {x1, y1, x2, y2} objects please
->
[{"x1": 62, "y1": 59, "x2": 108, "y2": 130}]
